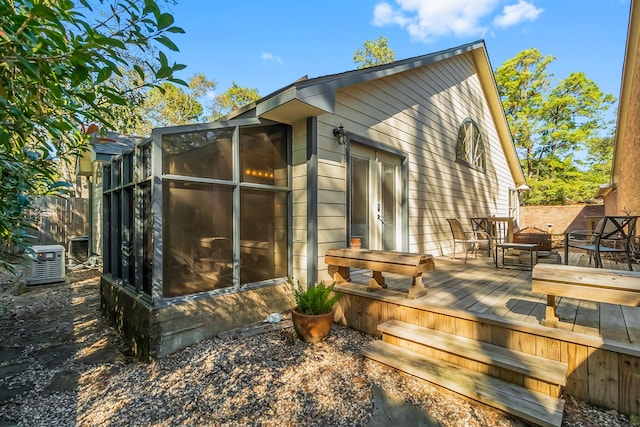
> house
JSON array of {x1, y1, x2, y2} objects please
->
[
  {"x1": 76, "y1": 131, "x2": 146, "y2": 258},
  {"x1": 597, "y1": 0, "x2": 640, "y2": 218},
  {"x1": 99, "y1": 39, "x2": 527, "y2": 359}
]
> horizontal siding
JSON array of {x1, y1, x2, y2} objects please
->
[
  {"x1": 291, "y1": 120, "x2": 308, "y2": 284},
  {"x1": 291, "y1": 121, "x2": 308, "y2": 268},
  {"x1": 315, "y1": 51, "x2": 515, "y2": 261},
  {"x1": 316, "y1": 156, "x2": 347, "y2": 249}
]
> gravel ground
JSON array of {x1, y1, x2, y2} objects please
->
[{"x1": 0, "y1": 267, "x2": 638, "y2": 426}]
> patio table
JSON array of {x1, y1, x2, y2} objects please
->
[{"x1": 495, "y1": 242, "x2": 538, "y2": 270}]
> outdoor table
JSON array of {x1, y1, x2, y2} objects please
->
[{"x1": 495, "y1": 242, "x2": 538, "y2": 270}]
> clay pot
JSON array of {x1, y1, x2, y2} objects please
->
[
  {"x1": 291, "y1": 308, "x2": 336, "y2": 343},
  {"x1": 350, "y1": 237, "x2": 361, "y2": 249}
]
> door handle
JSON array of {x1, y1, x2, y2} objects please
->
[{"x1": 377, "y1": 204, "x2": 384, "y2": 223}]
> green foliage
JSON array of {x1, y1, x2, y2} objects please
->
[
  {"x1": 106, "y1": 70, "x2": 215, "y2": 136},
  {"x1": 291, "y1": 279, "x2": 343, "y2": 315},
  {"x1": 495, "y1": 48, "x2": 615, "y2": 205},
  {"x1": 540, "y1": 72, "x2": 615, "y2": 159},
  {"x1": 0, "y1": 0, "x2": 185, "y2": 260},
  {"x1": 137, "y1": 73, "x2": 215, "y2": 134},
  {"x1": 212, "y1": 81, "x2": 260, "y2": 119},
  {"x1": 496, "y1": 49, "x2": 614, "y2": 177},
  {"x1": 585, "y1": 134, "x2": 614, "y2": 165},
  {"x1": 353, "y1": 35, "x2": 395, "y2": 69},
  {"x1": 520, "y1": 156, "x2": 608, "y2": 205}
]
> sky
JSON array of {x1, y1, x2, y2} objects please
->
[{"x1": 164, "y1": 0, "x2": 631, "y2": 116}]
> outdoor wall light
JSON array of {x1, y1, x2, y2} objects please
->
[{"x1": 333, "y1": 124, "x2": 347, "y2": 145}]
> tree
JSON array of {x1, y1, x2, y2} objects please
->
[
  {"x1": 495, "y1": 48, "x2": 553, "y2": 178},
  {"x1": 495, "y1": 48, "x2": 615, "y2": 205},
  {"x1": 0, "y1": 0, "x2": 185, "y2": 268},
  {"x1": 212, "y1": 81, "x2": 260, "y2": 119},
  {"x1": 353, "y1": 36, "x2": 395, "y2": 69},
  {"x1": 116, "y1": 73, "x2": 216, "y2": 135},
  {"x1": 585, "y1": 134, "x2": 615, "y2": 166},
  {"x1": 539, "y1": 72, "x2": 615, "y2": 171}
]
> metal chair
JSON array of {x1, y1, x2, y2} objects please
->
[
  {"x1": 564, "y1": 216, "x2": 638, "y2": 271},
  {"x1": 446, "y1": 218, "x2": 492, "y2": 263}
]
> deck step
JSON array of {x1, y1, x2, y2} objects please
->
[
  {"x1": 362, "y1": 340, "x2": 565, "y2": 427},
  {"x1": 378, "y1": 319, "x2": 568, "y2": 387}
]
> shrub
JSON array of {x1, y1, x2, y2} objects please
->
[{"x1": 291, "y1": 279, "x2": 343, "y2": 315}]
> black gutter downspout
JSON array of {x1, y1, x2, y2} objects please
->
[{"x1": 306, "y1": 117, "x2": 318, "y2": 288}]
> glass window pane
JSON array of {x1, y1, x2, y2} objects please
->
[
  {"x1": 240, "y1": 189, "x2": 288, "y2": 285},
  {"x1": 162, "y1": 128, "x2": 233, "y2": 180},
  {"x1": 240, "y1": 125, "x2": 287, "y2": 186},
  {"x1": 112, "y1": 158, "x2": 121, "y2": 187},
  {"x1": 103, "y1": 165, "x2": 111, "y2": 190},
  {"x1": 122, "y1": 188, "x2": 134, "y2": 286},
  {"x1": 351, "y1": 156, "x2": 369, "y2": 249},
  {"x1": 382, "y1": 164, "x2": 396, "y2": 251},
  {"x1": 111, "y1": 191, "x2": 122, "y2": 279},
  {"x1": 123, "y1": 152, "x2": 133, "y2": 184},
  {"x1": 163, "y1": 181, "x2": 234, "y2": 297},
  {"x1": 103, "y1": 194, "x2": 111, "y2": 274},
  {"x1": 456, "y1": 118, "x2": 486, "y2": 172},
  {"x1": 140, "y1": 183, "x2": 153, "y2": 295}
]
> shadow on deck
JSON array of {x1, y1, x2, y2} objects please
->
[{"x1": 333, "y1": 250, "x2": 640, "y2": 417}]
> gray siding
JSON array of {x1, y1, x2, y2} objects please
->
[{"x1": 314, "y1": 51, "x2": 514, "y2": 278}]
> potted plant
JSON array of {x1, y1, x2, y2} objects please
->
[{"x1": 290, "y1": 279, "x2": 343, "y2": 343}]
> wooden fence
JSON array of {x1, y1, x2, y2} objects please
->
[{"x1": 24, "y1": 196, "x2": 89, "y2": 248}]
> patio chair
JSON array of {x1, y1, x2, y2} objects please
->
[
  {"x1": 564, "y1": 216, "x2": 638, "y2": 271},
  {"x1": 470, "y1": 217, "x2": 490, "y2": 234},
  {"x1": 446, "y1": 218, "x2": 492, "y2": 263}
]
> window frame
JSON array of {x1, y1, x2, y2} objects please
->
[
  {"x1": 455, "y1": 118, "x2": 487, "y2": 172},
  {"x1": 153, "y1": 119, "x2": 292, "y2": 302}
]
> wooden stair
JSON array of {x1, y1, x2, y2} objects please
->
[{"x1": 362, "y1": 320, "x2": 567, "y2": 427}]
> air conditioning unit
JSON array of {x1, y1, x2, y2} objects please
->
[
  {"x1": 26, "y1": 245, "x2": 66, "y2": 286},
  {"x1": 67, "y1": 236, "x2": 89, "y2": 264}
]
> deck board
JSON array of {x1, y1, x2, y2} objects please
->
[
  {"x1": 622, "y1": 305, "x2": 640, "y2": 344},
  {"x1": 336, "y1": 250, "x2": 640, "y2": 417},
  {"x1": 465, "y1": 270, "x2": 529, "y2": 314},
  {"x1": 600, "y1": 303, "x2": 629, "y2": 343},
  {"x1": 573, "y1": 300, "x2": 600, "y2": 336},
  {"x1": 342, "y1": 250, "x2": 639, "y2": 345}
]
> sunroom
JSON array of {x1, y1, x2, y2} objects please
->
[
  {"x1": 100, "y1": 40, "x2": 528, "y2": 360},
  {"x1": 100, "y1": 119, "x2": 295, "y2": 360}
]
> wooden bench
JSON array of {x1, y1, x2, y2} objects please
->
[
  {"x1": 532, "y1": 264, "x2": 640, "y2": 327},
  {"x1": 324, "y1": 248, "x2": 435, "y2": 299}
]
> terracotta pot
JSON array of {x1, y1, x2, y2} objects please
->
[
  {"x1": 291, "y1": 307, "x2": 336, "y2": 343},
  {"x1": 350, "y1": 237, "x2": 361, "y2": 249}
]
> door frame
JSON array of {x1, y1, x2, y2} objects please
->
[{"x1": 346, "y1": 134, "x2": 409, "y2": 252}]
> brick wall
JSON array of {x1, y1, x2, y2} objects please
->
[{"x1": 519, "y1": 205, "x2": 605, "y2": 235}]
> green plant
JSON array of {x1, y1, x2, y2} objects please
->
[{"x1": 291, "y1": 279, "x2": 343, "y2": 315}]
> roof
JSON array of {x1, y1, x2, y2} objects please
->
[
  {"x1": 228, "y1": 39, "x2": 526, "y2": 187},
  {"x1": 89, "y1": 132, "x2": 147, "y2": 161}
]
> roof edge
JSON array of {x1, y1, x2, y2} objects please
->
[{"x1": 611, "y1": 0, "x2": 639, "y2": 186}]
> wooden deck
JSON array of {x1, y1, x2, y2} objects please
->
[
  {"x1": 333, "y1": 249, "x2": 640, "y2": 417},
  {"x1": 341, "y1": 251, "x2": 639, "y2": 344}
]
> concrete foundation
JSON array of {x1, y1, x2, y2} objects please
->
[{"x1": 100, "y1": 276, "x2": 295, "y2": 360}]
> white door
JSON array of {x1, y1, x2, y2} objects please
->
[{"x1": 350, "y1": 144, "x2": 402, "y2": 250}]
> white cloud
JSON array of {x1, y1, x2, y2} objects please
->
[
  {"x1": 261, "y1": 52, "x2": 283, "y2": 64},
  {"x1": 494, "y1": 0, "x2": 543, "y2": 28},
  {"x1": 373, "y1": 0, "x2": 542, "y2": 42},
  {"x1": 373, "y1": 2, "x2": 412, "y2": 27}
]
